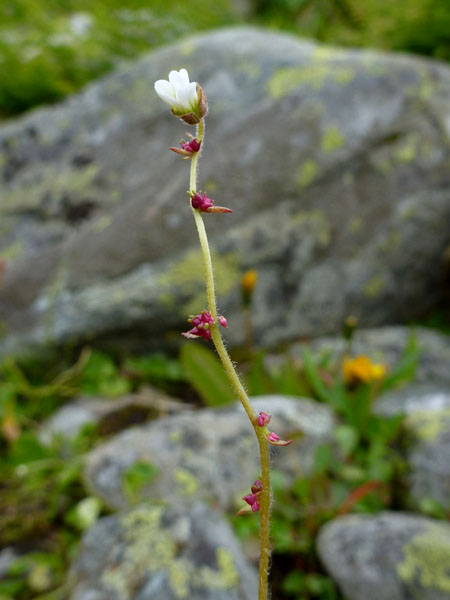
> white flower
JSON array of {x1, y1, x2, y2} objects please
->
[{"x1": 154, "y1": 69, "x2": 199, "y2": 116}]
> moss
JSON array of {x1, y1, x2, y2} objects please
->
[
  {"x1": 158, "y1": 249, "x2": 240, "y2": 314},
  {"x1": 363, "y1": 274, "x2": 385, "y2": 298},
  {"x1": 321, "y1": 126, "x2": 345, "y2": 153},
  {"x1": 174, "y1": 468, "x2": 199, "y2": 496},
  {"x1": 405, "y1": 409, "x2": 450, "y2": 442},
  {"x1": 296, "y1": 160, "x2": 319, "y2": 188},
  {"x1": 267, "y1": 65, "x2": 354, "y2": 99},
  {"x1": 397, "y1": 525, "x2": 450, "y2": 592}
]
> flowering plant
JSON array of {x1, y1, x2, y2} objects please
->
[{"x1": 155, "y1": 68, "x2": 292, "y2": 599}]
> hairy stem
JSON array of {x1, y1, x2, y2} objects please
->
[{"x1": 189, "y1": 119, "x2": 271, "y2": 600}]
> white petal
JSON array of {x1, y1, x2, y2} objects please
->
[
  {"x1": 154, "y1": 79, "x2": 175, "y2": 99},
  {"x1": 177, "y1": 81, "x2": 198, "y2": 112},
  {"x1": 168, "y1": 68, "x2": 190, "y2": 91}
]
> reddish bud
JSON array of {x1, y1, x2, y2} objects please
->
[
  {"x1": 266, "y1": 431, "x2": 293, "y2": 446},
  {"x1": 257, "y1": 412, "x2": 272, "y2": 427},
  {"x1": 218, "y1": 315, "x2": 228, "y2": 328}
]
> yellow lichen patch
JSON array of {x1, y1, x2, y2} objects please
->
[
  {"x1": 267, "y1": 65, "x2": 354, "y2": 99},
  {"x1": 180, "y1": 41, "x2": 196, "y2": 56},
  {"x1": 158, "y1": 249, "x2": 240, "y2": 315},
  {"x1": 174, "y1": 468, "x2": 199, "y2": 496},
  {"x1": 363, "y1": 274, "x2": 385, "y2": 298},
  {"x1": 321, "y1": 126, "x2": 345, "y2": 153},
  {"x1": 195, "y1": 548, "x2": 239, "y2": 589},
  {"x1": 405, "y1": 409, "x2": 450, "y2": 442},
  {"x1": 92, "y1": 215, "x2": 112, "y2": 233},
  {"x1": 397, "y1": 526, "x2": 450, "y2": 592},
  {"x1": 169, "y1": 431, "x2": 182, "y2": 443},
  {"x1": 0, "y1": 240, "x2": 24, "y2": 260},
  {"x1": 1, "y1": 164, "x2": 100, "y2": 214},
  {"x1": 239, "y1": 62, "x2": 261, "y2": 79},
  {"x1": 349, "y1": 216, "x2": 363, "y2": 233},
  {"x1": 296, "y1": 160, "x2": 319, "y2": 188},
  {"x1": 393, "y1": 135, "x2": 418, "y2": 164},
  {"x1": 169, "y1": 559, "x2": 191, "y2": 598},
  {"x1": 292, "y1": 210, "x2": 331, "y2": 248},
  {"x1": 380, "y1": 231, "x2": 401, "y2": 254},
  {"x1": 109, "y1": 506, "x2": 241, "y2": 598}
]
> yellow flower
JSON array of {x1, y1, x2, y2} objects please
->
[
  {"x1": 241, "y1": 270, "x2": 258, "y2": 294},
  {"x1": 343, "y1": 355, "x2": 387, "y2": 386}
]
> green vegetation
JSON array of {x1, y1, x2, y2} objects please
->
[
  {"x1": 1, "y1": 0, "x2": 449, "y2": 118},
  {"x1": 0, "y1": 328, "x2": 427, "y2": 599},
  {"x1": 0, "y1": 0, "x2": 236, "y2": 117}
]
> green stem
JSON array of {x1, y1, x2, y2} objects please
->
[{"x1": 189, "y1": 119, "x2": 271, "y2": 600}]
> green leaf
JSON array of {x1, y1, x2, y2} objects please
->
[
  {"x1": 382, "y1": 332, "x2": 419, "y2": 391},
  {"x1": 334, "y1": 424, "x2": 359, "y2": 456},
  {"x1": 123, "y1": 354, "x2": 185, "y2": 382},
  {"x1": 301, "y1": 348, "x2": 337, "y2": 405},
  {"x1": 246, "y1": 351, "x2": 275, "y2": 396},
  {"x1": 180, "y1": 343, "x2": 235, "y2": 406},
  {"x1": 282, "y1": 570, "x2": 306, "y2": 594},
  {"x1": 8, "y1": 433, "x2": 50, "y2": 466},
  {"x1": 314, "y1": 443, "x2": 332, "y2": 474},
  {"x1": 80, "y1": 351, "x2": 130, "y2": 397}
]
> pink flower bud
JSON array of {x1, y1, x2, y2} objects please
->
[
  {"x1": 243, "y1": 493, "x2": 258, "y2": 507},
  {"x1": 190, "y1": 192, "x2": 232, "y2": 214},
  {"x1": 251, "y1": 501, "x2": 260, "y2": 512},
  {"x1": 257, "y1": 412, "x2": 272, "y2": 427},
  {"x1": 182, "y1": 311, "x2": 215, "y2": 341},
  {"x1": 266, "y1": 431, "x2": 293, "y2": 447},
  {"x1": 218, "y1": 316, "x2": 228, "y2": 328},
  {"x1": 251, "y1": 479, "x2": 262, "y2": 494}
]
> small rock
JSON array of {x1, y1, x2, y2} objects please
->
[
  {"x1": 318, "y1": 512, "x2": 450, "y2": 600},
  {"x1": 69, "y1": 502, "x2": 257, "y2": 600},
  {"x1": 40, "y1": 390, "x2": 190, "y2": 445},
  {"x1": 83, "y1": 395, "x2": 335, "y2": 511}
]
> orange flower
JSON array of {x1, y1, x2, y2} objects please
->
[
  {"x1": 343, "y1": 355, "x2": 387, "y2": 386},
  {"x1": 241, "y1": 270, "x2": 258, "y2": 294}
]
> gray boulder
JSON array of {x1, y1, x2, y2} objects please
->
[
  {"x1": 376, "y1": 384, "x2": 450, "y2": 511},
  {"x1": 318, "y1": 512, "x2": 450, "y2": 600},
  {"x1": 69, "y1": 502, "x2": 257, "y2": 600},
  {"x1": 0, "y1": 27, "x2": 450, "y2": 358},
  {"x1": 83, "y1": 395, "x2": 335, "y2": 511}
]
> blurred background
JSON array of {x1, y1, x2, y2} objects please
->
[
  {"x1": 1, "y1": 2, "x2": 450, "y2": 600},
  {"x1": 1, "y1": 0, "x2": 450, "y2": 118}
]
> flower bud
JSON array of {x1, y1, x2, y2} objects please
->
[
  {"x1": 257, "y1": 412, "x2": 271, "y2": 427},
  {"x1": 154, "y1": 69, "x2": 208, "y2": 124}
]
